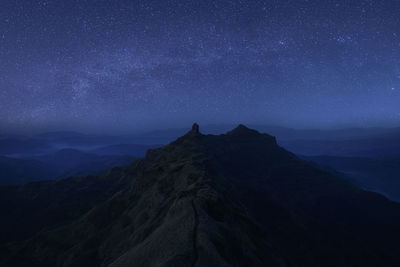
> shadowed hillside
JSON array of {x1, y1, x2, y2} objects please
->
[
  {"x1": 302, "y1": 155, "x2": 400, "y2": 202},
  {"x1": 1, "y1": 124, "x2": 400, "y2": 266}
]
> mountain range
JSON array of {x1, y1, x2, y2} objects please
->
[{"x1": 1, "y1": 124, "x2": 400, "y2": 266}]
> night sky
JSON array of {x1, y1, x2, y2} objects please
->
[{"x1": 1, "y1": 0, "x2": 400, "y2": 133}]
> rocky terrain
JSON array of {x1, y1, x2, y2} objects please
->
[{"x1": 1, "y1": 124, "x2": 400, "y2": 266}]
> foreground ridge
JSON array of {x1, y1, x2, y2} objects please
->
[{"x1": 1, "y1": 124, "x2": 400, "y2": 267}]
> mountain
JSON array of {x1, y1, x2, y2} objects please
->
[
  {"x1": 302, "y1": 155, "x2": 400, "y2": 202},
  {"x1": 90, "y1": 144, "x2": 161, "y2": 156},
  {"x1": 3, "y1": 125, "x2": 398, "y2": 156},
  {"x1": 34, "y1": 131, "x2": 119, "y2": 148},
  {"x1": 0, "y1": 149, "x2": 137, "y2": 185},
  {"x1": 280, "y1": 131, "x2": 400, "y2": 157},
  {"x1": 0, "y1": 132, "x2": 156, "y2": 158},
  {"x1": 1, "y1": 124, "x2": 400, "y2": 266},
  {"x1": 248, "y1": 125, "x2": 399, "y2": 141},
  {"x1": 0, "y1": 138, "x2": 52, "y2": 156},
  {"x1": 0, "y1": 167, "x2": 132, "y2": 245},
  {"x1": 34, "y1": 148, "x2": 136, "y2": 177},
  {"x1": 121, "y1": 124, "x2": 400, "y2": 145},
  {"x1": 0, "y1": 137, "x2": 157, "y2": 185},
  {"x1": 0, "y1": 156, "x2": 50, "y2": 185}
]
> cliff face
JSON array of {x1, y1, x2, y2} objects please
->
[{"x1": 2, "y1": 124, "x2": 400, "y2": 267}]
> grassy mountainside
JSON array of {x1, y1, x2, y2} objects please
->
[
  {"x1": 1, "y1": 124, "x2": 400, "y2": 266},
  {"x1": 0, "y1": 165, "x2": 135, "y2": 246}
]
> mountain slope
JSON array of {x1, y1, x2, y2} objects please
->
[
  {"x1": 0, "y1": 149, "x2": 137, "y2": 185},
  {"x1": 2, "y1": 124, "x2": 400, "y2": 266},
  {"x1": 280, "y1": 131, "x2": 400, "y2": 157},
  {"x1": 0, "y1": 138, "x2": 51, "y2": 156},
  {"x1": 0, "y1": 165, "x2": 134, "y2": 246},
  {"x1": 0, "y1": 156, "x2": 50, "y2": 185},
  {"x1": 302, "y1": 155, "x2": 400, "y2": 202},
  {"x1": 90, "y1": 144, "x2": 161, "y2": 156}
]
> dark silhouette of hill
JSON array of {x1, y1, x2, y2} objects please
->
[
  {"x1": 2, "y1": 125, "x2": 399, "y2": 157},
  {"x1": 0, "y1": 156, "x2": 50, "y2": 185},
  {"x1": 0, "y1": 138, "x2": 52, "y2": 156},
  {"x1": 1, "y1": 124, "x2": 400, "y2": 266},
  {"x1": 302, "y1": 155, "x2": 400, "y2": 202},
  {"x1": 0, "y1": 167, "x2": 132, "y2": 245},
  {"x1": 90, "y1": 144, "x2": 161, "y2": 156},
  {"x1": 0, "y1": 132, "x2": 157, "y2": 158},
  {"x1": 114, "y1": 124, "x2": 400, "y2": 145},
  {"x1": 34, "y1": 131, "x2": 120, "y2": 148},
  {"x1": 0, "y1": 149, "x2": 137, "y2": 185},
  {"x1": 34, "y1": 149, "x2": 136, "y2": 177},
  {"x1": 280, "y1": 131, "x2": 400, "y2": 157},
  {"x1": 0, "y1": 132, "x2": 157, "y2": 186}
]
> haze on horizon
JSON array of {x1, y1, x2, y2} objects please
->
[{"x1": 1, "y1": 0, "x2": 400, "y2": 134}]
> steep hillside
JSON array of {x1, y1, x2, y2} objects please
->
[
  {"x1": 0, "y1": 156, "x2": 50, "y2": 185},
  {"x1": 0, "y1": 149, "x2": 137, "y2": 186},
  {"x1": 303, "y1": 155, "x2": 400, "y2": 202},
  {"x1": 0, "y1": 165, "x2": 135, "y2": 245},
  {"x1": 2, "y1": 124, "x2": 400, "y2": 267}
]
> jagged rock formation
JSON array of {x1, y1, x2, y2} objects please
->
[
  {"x1": 191, "y1": 122, "x2": 200, "y2": 134},
  {"x1": 2, "y1": 124, "x2": 400, "y2": 266}
]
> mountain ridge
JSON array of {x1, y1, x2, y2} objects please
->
[{"x1": 1, "y1": 124, "x2": 400, "y2": 266}]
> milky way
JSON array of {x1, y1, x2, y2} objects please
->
[{"x1": 1, "y1": 0, "x2": 400, "y2": 133}]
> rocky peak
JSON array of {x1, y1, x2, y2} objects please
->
[
  {"x1": 191, "y1": 123, "x2": 200, "y2": 134},
  {"x1": 227, "y1": 124, "x2": 261, "y2": 136},
  {"x1": 4, "y1": 122, "x2": 400, "y2": 267}
]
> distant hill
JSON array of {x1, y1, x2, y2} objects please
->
[
  {"x1": 0, "y1": 167, "x2": 132, "y2": 245},
  {"x1": 281, "y1": 132, "x2": 400, "y2": 157},
  {"x1": 302, "y1": 155, "x2": 400, "y2": 202},
  {"x1": 0, "y1": 149, "x2": 137, "y2": 185},
  {"x1": 124, "y1": 124, "x2": 400, "y2": 144},
  {"x1": 2, "y1": 125, "x2": 399, "y2": 155},
  {"x1": 0, "y1": 138, "x2": 52, "y2": 156},
  {"x1": 2, "y1": 124, "x2": 400, "y2": 266},
  {"x1": 0, "y1": 137, "x2": 160, "y2": 185},
  {"x1": 0, "y1": 156, "x2": 50, "y2": 185},
  {"x1": 90, "y1": 144, "x2": 161, "y2": 156}
]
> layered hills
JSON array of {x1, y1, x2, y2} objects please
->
[{"x1": 1, "y1": 124, "x2": 400, "y2": 266}]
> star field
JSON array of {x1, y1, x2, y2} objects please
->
[{"x1": 1, "y1": 0, "x2": 400, "y2": 133}]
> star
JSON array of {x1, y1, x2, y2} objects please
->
[{"x1": 0, "y1": 0, "x2": 399, "y2": 133}]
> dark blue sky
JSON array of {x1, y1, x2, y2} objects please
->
[{"x1": 1, "y1": 0, "x2": 400, "y2": 133}]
